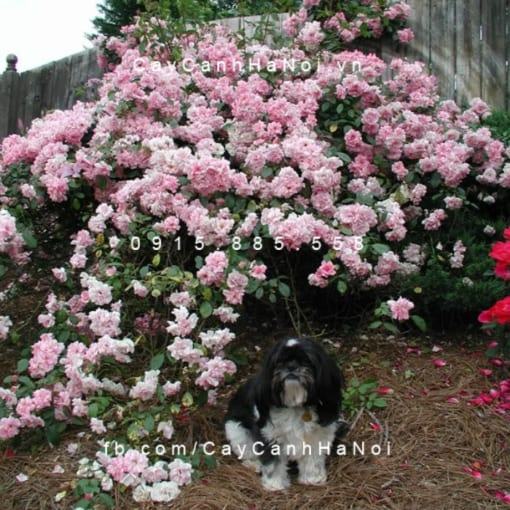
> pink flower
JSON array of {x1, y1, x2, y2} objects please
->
[
  {"x1": 432, "y1": 359, "x2": 447, "y2": 368},
  {"x1": 397, "y1": 28, "x2": 415, "y2": 43},
  {"x1": 157, "y1": 420, "x2": 174, "y2": 440},
  {"x1": 168, "y1": 459, "x2": 192, "y2": 486},
  {"x1": 28, "y1": 333, "x2": 65, "y2": 378},
  {"x1": 0, "y1": 315, "x2": 13, "y2": 341},
  {"x1": 90, "y1": 417, "x2": 107, "y2": 434},
  {"x1": 166, "y1": 307, "x2": 198, "y2": 337},
  {"x1": 162, "y1": 381, "x2": 181, "y2": 397},
  {"x1": 422, "y1": 209, "x2": 446, "y2": 231},
  {"x1": 197, "y1": 251, "x2": 228, "y2": 286},
  {"x1": 195, "y1": 356, "x2": 236, "y2": 389},
  {"x1": 249, "y1": 263, "x2": 267, "y2": 280},
  {"x1": 0, "y1": 416, "x2": 21, "y2": 440},
  {"x1": 387, "y1": 297, "x2": 414, "y2": 321},
  {"x1": 129, "y1": 370, "x2": 159, "y2": 401},
  {"x1": 133, "y1": 281, "x2": 149, "y2": 298},
  {"x1": 463, "y1": 466, "x2": 482, "y2": 480}
]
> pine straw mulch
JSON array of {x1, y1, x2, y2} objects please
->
[{"x1": 1, "y1": 335, "x2": 509, "y2": 510}]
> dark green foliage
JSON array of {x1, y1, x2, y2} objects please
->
[
  {"x1": 483, "y1": 110, "x2": 510, "y2": 146},
  {"x1": 92, "y1": 0, "x2": 299, "y2": 38},
  {"x1": 92, "y1": 0, "x2": 146, "y2": 38}
]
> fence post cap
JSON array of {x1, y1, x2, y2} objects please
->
[{"x1": 6, "y1": 54, "x2": 18, "y2": 72}]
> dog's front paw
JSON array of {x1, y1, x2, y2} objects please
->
[
  {"x1": 261, "y1": 474, "x2": 290, "y2": 491},
  {"x1": 242, "y1": 459, "x2": 262, "y2": 473},
  {"x1": 298, "y1": 467, "x2": 327, "y2": 486}
]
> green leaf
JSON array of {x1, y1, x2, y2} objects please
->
[
  {"x1": 368, "y1": 321, "x2": 382, "y2": 330},
  {"x1": 144, "y1": 414, "x2": 155, "y2": 433},
  {"x1": 372, "y1": 243, "x2": 390, "y2": 255},
  {"x1": 261, "y1": 166, "x2": 273, "y2": 178},
  {"x1": 411, "y1": 315, "x2": 427, "y2": 332},
  {"x1": 152, "y1": 253, "x2": 161, "y2": 267},
  {"x1": 96, "y1": 175, "x2": 108, "y2": 190},
  {"x1": 383, "y1": 322, "x2": 400, "y2": 334},
  {"x1": 336, "y1": 280, "x2": 347, "y2": 294},
  {"x1": 204, "y1": 454, "x2": 217, "y2": 469},
  {"x1": 71, "y1": 198, "x2": 81, "y2": 210},
  {"x1": 18, "y1": 375, "x2": 35, "y2": 390},
  {"x1": 88, "y1": 403, "x2": 99, "y2": 418},
  {"x1": 373, "y1": 398, "x2": 387, "y2": 408},
  {"x1": 22, "y1": 229, "x2": 37, "y2": 249},
  {"x1": 96, "y1": 493, "x2": 115, "y2": 508},
  {"x1": 278, "y1": 282, "x2": 291, "y2": 298},
  {"x1": 150, "y1": 352, "x2": 165, "y2": 370},
  {"x1": 359, "y1": 382, "x2": 375, "y2": 394},
  {"x1": 17, "y1": 359, "x2": 29, "y2": 373},
  {"x1": 255, "y1": 287, "x2": 264, "y2": 299},
  {"x1": 182, "y1": 391, "x2": 194, "y2": 407},
  {"x1": 200, "y1": 301, "x2": 213, "y2": 318},
  {"x1": 57, "y1": 329, "x2": 70, "y2": 342}
]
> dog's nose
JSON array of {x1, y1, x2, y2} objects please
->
[{"x1": 285, "y1": 373, "x2": 299, "y2": 380}]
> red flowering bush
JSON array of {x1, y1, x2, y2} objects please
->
[
  {"x1": 478, "y1": 228, "x2": 510, "y2": 365},
  {"x1": 0, "y1": 0, "x2": 509, "y2": 505}
]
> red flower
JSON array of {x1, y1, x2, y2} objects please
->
[
  {"x1": 503, "y1": 227, "x2": 510, "y2": 240},
  {"x1": 490, "y1": 241, "x2": 510, "y2": 265},
  {"x1": 495, "y1": 262, "x2": 510, "y2": 280},
  {"x1": 478, "y1": 297, "x2": 510, "y2": 325},
  {"x1": 377, "y1": 386, "x2": 394, "y2": 395}
]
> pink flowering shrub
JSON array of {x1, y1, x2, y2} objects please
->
[{"x1": 0, "y1": 0, "x2": 509, "y2": 504}]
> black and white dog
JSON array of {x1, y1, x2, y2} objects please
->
[{"x1": 224, "y1": 337, "x2": 344, "y2": 491}]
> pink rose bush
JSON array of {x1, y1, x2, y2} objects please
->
[{"x1": 0, "y1": 0, "x2": 509, "y2": 504}]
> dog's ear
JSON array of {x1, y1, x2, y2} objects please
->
[
  {"x1": 314, "y1": 347, "x2": 343, "y2": 426},
  {"x1": 254, "y1": 340, "x2": 285, "y2": 423}
]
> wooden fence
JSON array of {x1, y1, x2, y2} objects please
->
[
  {"x1": 0, "y1": 50, "x2": 102, "y2": 140},
  {"x1": 0, "y1": 3, "x2": 508, "y2": 140},
  {"x1": 375, "y1": 0, "x2": 510, "y2": 110}
]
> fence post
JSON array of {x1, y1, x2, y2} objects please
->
[{"x1": 0, "y1": 54, "x2": 20, "y2": 139}]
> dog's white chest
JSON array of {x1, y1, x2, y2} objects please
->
[{"x1": 261, "y1": 407, "x2": 324, "y2": 460}]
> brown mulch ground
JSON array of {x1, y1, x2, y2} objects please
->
[{"x1": 1, "y1": 333, "x2": 509, "y2": 510}]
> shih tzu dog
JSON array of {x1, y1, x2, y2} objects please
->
[{"x1": 225, "y1": 337, "x2": 344, "y2": 491}]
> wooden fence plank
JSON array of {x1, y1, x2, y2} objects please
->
[
  {"x1": 430, "y1": 0, "x2": 456, "y2": 99},
  {"x1": 507, "y1": 0, "x2": 510, "y2": 110},
  {"x1": 481, "y1": 0, "x2": 507, "y2": 110},
  {"x1": 405, "y1": 0, "x2": 431, "y2": 65},
  {"x1": 455, "y1": 0, "x2": 482, "y2": 107}
]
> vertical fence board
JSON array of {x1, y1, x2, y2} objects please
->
[
  {"x1": 430, "y1": 0, "x2": 456, "y2": 99},
  {"x1": 481, "y1": 0, "x2": 507, "y2": 109},
  {"x1": 507, "y1": 0, "x2": 510, "y2": 110},
  {"x1": 40, "y1": 62, "x2": 57, "y2": 116},
  {"x1": 406, "y1": 0, "x2": 431, "y2": 65},
  {"x1": 456, "y1": 0, "x2": 482, "y2": 107}
]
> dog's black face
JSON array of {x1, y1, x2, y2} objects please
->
[
  {"x1": 271, "y1": 344, "x2": 315, "y2": 407},
  {"x1": 257, "y1": 338, "x2": 343, "y2": 423}
]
